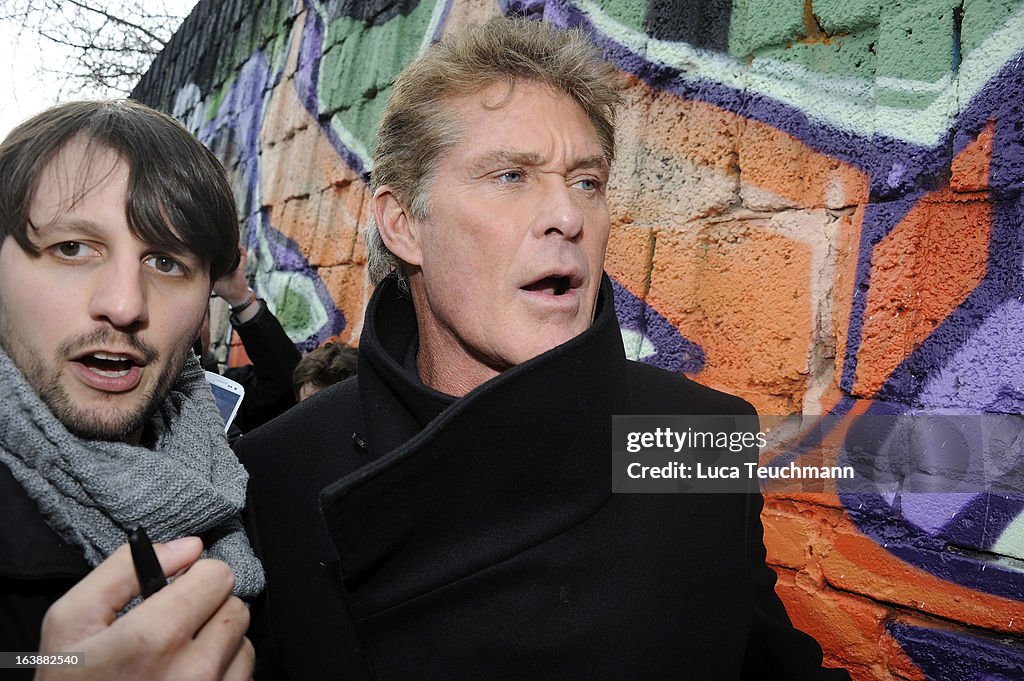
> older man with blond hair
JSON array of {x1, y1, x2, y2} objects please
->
[{"x1": 239, "y1": 15, "x2": 848, "y2": 681}]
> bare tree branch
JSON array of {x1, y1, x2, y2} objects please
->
[
  {"x1": 0, "y1": 0, "x2": 192, "y2": 97},
  {"x1": 63, "y1": 0, "x2": 168, "y2": 46}
]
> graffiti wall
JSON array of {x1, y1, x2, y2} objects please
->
[{"x1": 133, "y1": 0, "x2": 1024, "y2": 678}]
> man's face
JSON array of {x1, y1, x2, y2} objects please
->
[
  {"x1": 398, "y1": 81, "x2": 611, "y2": 393},
  {"x1": 0, "y1": 140, "x2": 210, "y2": 443}
]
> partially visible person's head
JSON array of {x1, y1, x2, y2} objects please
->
[
  {"x1": 293, "y1": 342, "x2": 358, "y2": 401},
  {"x1": 0, "y1": 100, "x2": 240, "y2": 443},
  {"x1": 365, "y1": 15, "x2": 621, "y2": 289}
]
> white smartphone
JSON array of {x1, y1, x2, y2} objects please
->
[{"x1": 204, "y1": 371, "x2": 245, "y2": 432}]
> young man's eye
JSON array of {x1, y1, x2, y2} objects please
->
[
  {"x1": 53, "y1": 241, "x2": 91, "y2": 258},
  {"x1": 145, "y1": 255, "x2": 186, "y2": 275}
]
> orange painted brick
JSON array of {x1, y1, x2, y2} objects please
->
[
  {"x1": 278, "y1": 194, "x2": 319, "y2": 247},
  {"x1": 260, "y1": 19, "x2": 350, "y2": 194},
  {"x1": 611, "y1": 80, "x2": 740, "y2": 226},
  {"x1": 318, "y1": 263, "x2": 372, "y2": 346},
  {"x1": 854, "y1": 193, "x2": 990, "y2": 395},
  {"x1": 773, "y1": 568, "x2": 891, "y2": 671},
  {"x1": 762, "y1": 507, "x2": 816, "y2": 570},
  {"x1": 831, "y1": 205, "x2": 866, "y2": 385},
  {"x1": 950, "y1": 122, "x2": 994, "y2": 193},
  {"x1": 267, "y1": 122, "x2": 356, "y2": 202},
  {"x1": 259, "y1": 14, "x2": 313, "y2": 148},
  {"x1": 309, "y1": 182, "x2": 369, "y2": 267},
  {"x1": 618, "y1": 81, "x2": 740, "y2": 175},
  {"x1": 648, "y1": 221, "x2": 813, "y2": 407},
  {"x1": 605, "y1": 223, "x2": 653, "y2": 301},
  {"x1": 352, "y1": 226, "x2": 367, "y2": 266},
  {"x1": 737, "y1": 388, "x2": 800, "y2": 417},
  {"x1": 879, "y1": 617, "x2": 928, "y2": 681},
  {"x1": 821, "y1": 515, "x2": 1024, "y2": 633},
  {"x1": 738, "y1": 117, "x2": 869, "y2": 210}
]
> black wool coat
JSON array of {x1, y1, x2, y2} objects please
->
[
  {"x1": 237, "y1": 274, "x2": 849, "y2": 680},
  {"x1": 0, "y1": 464, "x2": 90, "y2": 678}
]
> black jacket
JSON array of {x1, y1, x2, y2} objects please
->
[
  {"x1": 0, "y1": 463, "x2": 90, "y2": 675},
  {"x1": 238, "y1": 274, "x2": 849, "y2": 680}
]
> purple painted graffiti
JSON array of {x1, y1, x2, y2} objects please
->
[
  {"x1": 610, "y1": 277, "x2": 705, "y2": 374},
  {"x1": 197, "y1": 51, "x2": 345, "y2": 349},
  {"x1": 835, "y1": 399, "x2": 1024, "y2": 600},
  {"x1": 888, "y1": 620, "x2": 1024, "y2": 680},
  {"x1": 499, "y1": 3, "x2": 1024, "y2": 644},
  {"x1": 295, "y1": 3, "x2": 369, "y2": 181},
  {"x1": 293, "y1": 0, "x2": 453, "y2": 180},
  {"x1": 877, "y1": 200, "x2": 1024, "y2": 411},
  {"x1": 520, "y1": 2, "x2": 1023, "y2": 414}
]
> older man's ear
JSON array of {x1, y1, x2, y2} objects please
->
[{"x1": 373, "y1": 186, "x2": 423, "y2": 267}]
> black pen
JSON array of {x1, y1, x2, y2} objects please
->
[{"x1": 128, "y1": 526, "x2": 167, "y2": 598}]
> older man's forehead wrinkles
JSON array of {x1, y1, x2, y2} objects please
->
[
  {"x1": 468, "y1": 148, "x2": 545, "y2": 175},
  {"x1": 571, "y1": 154, "x2": 610, "y2": 176},
  {"x1": 468, "y1": 148, "x2": 609, "y2": 176}
]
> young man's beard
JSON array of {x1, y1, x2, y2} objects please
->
[
  {"x1": 0, "y1": 323, "x2": 195, "y2": 443},
  {"x1": 38, "y1": 351, "x2": 184, "y2": 442}
]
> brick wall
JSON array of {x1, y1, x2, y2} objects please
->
[{"x1": 134, "y1": 1, "x2": 1024, "y2": 677}]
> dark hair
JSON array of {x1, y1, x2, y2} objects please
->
[
  {"x1": 293, "y1": 342, "x2": 358, "y2": 398},
  {"x1": 0, "y1": 99, "x2": 239, "y2": 281}
]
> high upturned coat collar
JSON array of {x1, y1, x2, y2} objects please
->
[{"x1": 320, "y1": 272, "x2": 631, "y2": 614}]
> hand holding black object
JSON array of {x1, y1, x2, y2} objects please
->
[{"x1": 129, "y1": 527, "x2": 167, "y2": 598}]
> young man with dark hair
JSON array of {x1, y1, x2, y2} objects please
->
[{"x1": 0, "y1": 100, "x2": 261, "y2": 681}]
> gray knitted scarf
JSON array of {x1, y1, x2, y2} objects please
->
[{"x1": 0, "y1": 346, "x2": 264, "y2": 598}]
